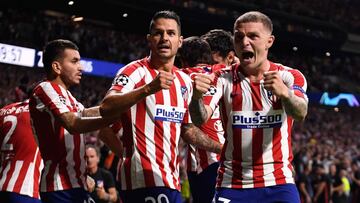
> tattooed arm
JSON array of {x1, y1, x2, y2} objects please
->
[
  {"x1": 189, "y1": 98, "x2": 213, "y2": 127},
  {"x1": 263, "y1": 71, "x2": 308, "y2": 122},
  {"x1": 181, "y1": 123, "x2": 222, "y2": 154},
  {"x1": 281, "y1": 90, "x2": 308, "y2": 121},
  {"x1": 189, "y1": 73, "x2": 215, "y2": 126}
]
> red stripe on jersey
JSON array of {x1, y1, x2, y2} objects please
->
[
  {"x1": 33, "y1": 150, "x2": 42, "y2": 197},
  {"x1": 12, "y1": 162, "x2": 29, "y2": 193},
  {"x1": 217, "y1": 98, "x2": 228, "y2": 187},
  {"x1": 231, "y1": 77, "x2": 243, "y2": 188},
  {"x1": 150, "y1": 68, "x2": 169, "y2": 188},
  {"x1": 286, "y1": 117, "x2": 294, "y2": 173},
  {"x1": 288, "y1": 69, "x2": 306, "y2": 98},
  {"x1": 1, "y1": 162, "x2": 14, "y2": 190},
  {"x1": 272, "y1": 127, "x2": 286, "y2": 185},
  {"x1": 250, "y1": 83, "x2": 265, "y2": 187}
]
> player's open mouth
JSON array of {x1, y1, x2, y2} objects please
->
[
  {"x1": 158, "y1": 44, "x2": 170, "y2": 50},
  {"x1": 241, "y1": 51, "x2": 254, "y2": 63},
  {"x1": 242, "y1": 51, "x2": 254, "y2": 59}
]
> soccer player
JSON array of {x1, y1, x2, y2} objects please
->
[
  {"x1": 190, "y1": 11, "x2": 308, "y2": 203},
  {"x1": 201, "y1": 29, "x2": 238, "y2": 66},
  {"x1": 29, "y1": 39, "x2": 115, "y2": 203},
  {"x1": 0, "y1": 99, "x2": 43, "y2": 203},
  {"x1": 178, "y1": 36, "x2": 225, "y2": 203},
  {"x1": 99, "y1": 10, "x2": 222, "y2": 203}
]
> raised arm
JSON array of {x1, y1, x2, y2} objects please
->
[
  {"x1": 263, "y1": 71, "x2": 308, "y2": 121},
  {"x1": 100, "y1": 70, "x2": 174, "y2": 119},
  {"x1": 181, "y1": 123, "x2": 222, "y2": 154},
  {"x1": 189, "y1": 73, "x2": 214, "y2": 126}
]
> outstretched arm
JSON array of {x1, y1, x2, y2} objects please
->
[
  {"x1": 100, "y1": 70, "x2": 174, "y2": 119},
  {"x1": 181, "y1": 123, "x2": 222, "y2": 154},
  {"x1": 58, "y1": 109, "x2": 113, "y2": 134}
]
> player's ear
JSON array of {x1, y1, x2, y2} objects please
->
[
  {"x1": 266, "y1": 35, "x2": 275, "y2": 50},
  {"x1": 52, "y1": 61, "x2": 61, "y2": 75},
  {"x1": 178, "y1": 35, "x2": 183, "y2": 48}
]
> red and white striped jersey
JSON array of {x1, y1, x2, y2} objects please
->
[
  {"x1": 29, "y1": 81, "x2": 86, "y2": 192},
  {"x1": 182, "y1": 64, "x2": 226, "y2": 173},
  {"x1": 208, "y1": 62, "x2": 308, "y2": 189},
  {"x1": 0, "y1": 100, "x2": 43, "y2": 199},
  {"x1": 110, "y1": 58, "x2": 193, "y2": 191}
]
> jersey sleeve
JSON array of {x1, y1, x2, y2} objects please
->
[
  {"x1": 282, "y1": 69, "x2": 308, "y2": 102},
  {"x1": 34, "y1": 82, "x2": 71, "y2": 116},
  {"x1": 109, "y1": 65, "x2": 140, "y2": 93}
]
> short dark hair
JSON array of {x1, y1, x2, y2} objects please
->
[
  {"x1": 234, "y1": 11, "x2": 273, "y2": 33},
  {"x1": 149, "y1": 10, "x2": 181, "y2": 35},
  {"x1": 201, "y1": 29, "x2": 234, "y2": 58},
  {"x1": 178, "y1": 36, "x2": 213, "y2": 67},
  {"x1": 85, "y1": 144, "x2": 101, "y2": 159},
  {"x1": 42, "y1": 39, "x2": 79, "y2": 75}
]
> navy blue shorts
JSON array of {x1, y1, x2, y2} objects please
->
[
  {"x1": 0, "y1": 191, "x2": 42, "y2": 203},
  {"x1": 213, "y1": 184, "x2": 300, "y2": 203},
  {"x1": 188, "y1": 162, "x2": 219, "y2": 203},
  {"x1": 119, "y1": 187, "x2": 182, "y2": 203},
  {"x1": 40, "y1": 188, "x2": 93, "y2": 203}
]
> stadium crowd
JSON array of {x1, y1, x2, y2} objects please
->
[
  {"x1": 1, "y1": 4, "x2": 360, "y2": 203},
  {"x1": 168, "y1": 0, "x2": 360, "y2": 33}
]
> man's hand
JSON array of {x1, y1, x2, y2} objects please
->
[
  {"x1": 263, "y1": 71, "x2": 289, "y2": 99},
  {"x1": 86, "y1": 175, "x2": 95, "y2": 192},
  {"x1": 96, "y1": 185, "x2": 110, "y2": 201},
  {"x1": 145, "y1": 70, "x2": 175, "y2": 94},
  {"x1": 192, "y1": 73, "x2": 215, "y2": 99}
]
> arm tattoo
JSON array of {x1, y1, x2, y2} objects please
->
[
  {"x1": 189, "y1": 98, "x2": 208, "y2": 127},
  {"x1": 181, "y1": 124, "x2": 222, "y2": 154},
  {"x1": 282, "y1": 90, "x2": 308, "y2": 121}
]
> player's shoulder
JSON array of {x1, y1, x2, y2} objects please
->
[
  {"x1": 0, "y1": 100, "x2": 29, "y2": 116},
  {"x1": 116, "y1": 58, "x2": 148, "y2": 76},
  {"x1": 272, "y1": 62, "x2": 302, "y2": 73},
  {"x1": 271, "y1": 62, "x2": 306, "y2": 78}
]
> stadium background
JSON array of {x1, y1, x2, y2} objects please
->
[{"x1": 1, "y1": 0, "x2": 360, "y2": 202}]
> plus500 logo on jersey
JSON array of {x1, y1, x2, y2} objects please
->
[
  {"x1": 155, "y1": 105, "x2": 186, "y2": 123},
  {"x1": 232, "y1": 110, "x2": 283, "y2": 129}
]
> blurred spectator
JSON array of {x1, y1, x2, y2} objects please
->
[{"x1": 86, "y1": 145, "x2": 118, "y2": 203}]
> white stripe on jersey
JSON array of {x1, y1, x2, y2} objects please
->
[
  {"x1": 41, "y1": 160, "x2": 51, "y2": 192},
  {"x1": 20, "y1": 162, "x2": 34, "y2": 196},
  {"x1": 131, "y1": 103, "x2": 146, "y2": 189},
  {"x1": 0, "y1": 164, "x2": 11, "y2": 189},
  {"x1": 79, "y1": 133, "x2": 86, "y2": 189},
  {"x1": 262, "y1": 127, "x2": 276, "y2": 187},
  {"x1": 6, "y1": 161, "x2": 23, "y2": 191},
  {"x1": 241, "y1": 129, "x2": 254, "y2": 188},
  {"x1": 280, "y1": 118, "x2": 294, "y2": 184},
  {"x1": 53, "y1": 165, "x2": 63, "y2": 191}
]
